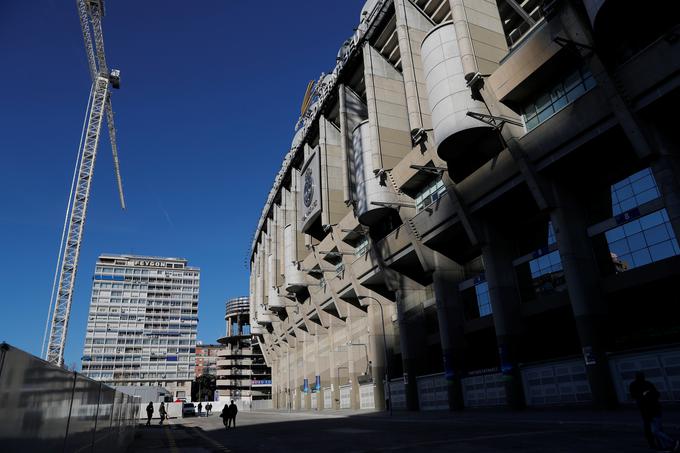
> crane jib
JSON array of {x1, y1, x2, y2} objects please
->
[{"x1": 43, "y1": 0, "x2": 125, "y2": 367}]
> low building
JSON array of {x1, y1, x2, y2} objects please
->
[{"x1": 195, "y1": 343, "x2": 221, "y2": 377}]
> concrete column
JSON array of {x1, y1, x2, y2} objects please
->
[
  {"x1": 328, "y1": 325, "x2": 340, "y2": 409},
  {"x1": 394, "y1": 288, "x2": 425, "y2": 411},
  {"x1": 302, "y1": 339, "x2": 310, "y2": 410},
  {"x1": 347, "y1": 315, "x2": 361, "y2": 410},
  {"x1": 294, "y1": 342, "x2": 302, "y2": 410},
  {"x1": 432, "y1": 266, "x2": 466, "y2": 411},
  {"x1": 367, "y1": 302, "x2": 387, "y2": 410},
  {"x1": 481, "y1": 222, "x2": 525, "y2": 409},
  {"x1": 550, "y1": 181, "x2": 618, "y2": 409},
  {"x1": 647, "y1": 122, "x2": 680, "y2": 241},
  {"x1": 286, "y1": 348, "x2": 292, "y2": 411}
]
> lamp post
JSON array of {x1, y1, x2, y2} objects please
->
[{"x1": 358, "y1": 295, "x2": 392, "y2": 416}]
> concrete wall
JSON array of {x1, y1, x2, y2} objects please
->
[{"x1": 0, "y1": 343, "x2": 138, "y2": 452}]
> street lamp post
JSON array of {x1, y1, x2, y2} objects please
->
[{"x1": 358, "y1": 296, "x2": 392, "y2": 416}]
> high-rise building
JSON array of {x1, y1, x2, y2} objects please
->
[
  {"x1": 248, "y1": 0, "x2": 680, "y2": 412},
  {"x1": 216, "y1": 297, "x2": 272, "y2": 402},
  {"x1": 81, "y1": 254, "x2": 200, "y2": 400},
  {"x1": 195, "y1": 342, "x2": 221, "y2": 377}
]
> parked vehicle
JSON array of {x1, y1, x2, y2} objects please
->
[{"x1": 182, "y1": 402, "x2": 196, "y2": 417}]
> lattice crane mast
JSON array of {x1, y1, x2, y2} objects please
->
[{"x1": 43, "y1": 0, "x2": 125, "y2": 367}]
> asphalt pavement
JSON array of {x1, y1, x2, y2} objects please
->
[{"x1": 130, "y1": 407, "x2": 680, "y2": 452}]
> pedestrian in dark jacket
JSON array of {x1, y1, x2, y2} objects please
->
[
  {"x1": 220, "y1": 406, "x2": 229, "y2": 429},
  {"x1": 630, "y1": 372, "x2": 679, "y2": 451},
  {"x1": 158, "y1": 402, "x2": 167, "y2": 425},
  {"x1": 145, "y1": 402, "x2": 154, "y2": 426},
  {"x1": 227, "y1": 400, "x2": 238, "y2": 428}
]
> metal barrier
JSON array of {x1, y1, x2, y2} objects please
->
[
  {"x1": 388, "y1": 379, "x2": 406, "y2": 410},
  {"x1": 462, "y1": 372, "x2": 506, "y2": 407},
  {"x1": 359, "y1": 383, "x2": 375, "y2": 409},
  {"x1": 323, "y1": 387, "x2": 332, "y2": 409},
  {"x1": 416, "y1": 373, "x2": 449, "y2": 411},
  {"x1": 521, "y1": 358, "x2": 592, "y2": 406},
  {"x1": 0, "y1": 343, "x2": 139, "y2": 453},
  {"x1": 339, "y1": 385, "x2": 352, "y2": 409},
  {"x1": 609, "y1": 347, "x2": 680, "y2": 404}
]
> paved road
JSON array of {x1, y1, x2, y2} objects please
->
[{"x1": 131, "y1": 409, "x2": 680, "y2": 452}]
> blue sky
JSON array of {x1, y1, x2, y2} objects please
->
[{"x1": 0, "y1": 1, "x2": 360, "y2": 368}]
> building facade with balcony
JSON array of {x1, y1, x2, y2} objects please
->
[
  {"x1": 81, "y1": 254, "x2": 200, "y2": 400},
  {"x1": 249, "y1": 0, "x2": 680, "y2": 412},
  {"x1": 216, "y1": 297, "x2": 272, "y2": 402},
  {"x1": 195, "y1": 342, "x2": 221, "y2": 378}
]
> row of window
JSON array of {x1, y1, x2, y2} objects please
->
[
  {"x1": 96, "y1": 266, "x2": 195, "y2": 276},
  {"x1": 522, "y1": 65, "x2": 596, "y2": 131},
  {"x1": 468, "y1": 168, "x2": 678, "y2": 319},
  {"x1": 86, "y1": 338, "x2": 196, "y2": 345}
]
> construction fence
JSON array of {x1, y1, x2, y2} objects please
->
[{"x1": 0, "y1": 343, "x2": 139, "y2": 453}]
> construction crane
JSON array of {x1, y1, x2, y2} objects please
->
[{"x1": 42, "y1": 0, "x2": 125, "y2": 367}]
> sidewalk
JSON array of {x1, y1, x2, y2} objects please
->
[
  {"x1": 266, "y1": 405, "x2": 680, "y2": 428},
  {"x1": 129, "y1": 407, "x2": 680, "y2": 452},
  {"x1": 130, "y1": 419, "x2": 232, "y2": 453}
]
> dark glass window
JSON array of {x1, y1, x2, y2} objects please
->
[
  {"x1": 474, "y1": 282, "x2": 492, "y2": 317},
  {"x1": 522, "y1": 66, "x2": 595, "y2": 131}
]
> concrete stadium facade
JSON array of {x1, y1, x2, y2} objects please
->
[{"x1": 248, "y1": 0, "x2": 680, "y2": 411}]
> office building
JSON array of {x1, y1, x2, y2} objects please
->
[
  {"x1": 81, "y1": 254, "x2": 200, "y2": 400},
  {"x1": 248, "y1": 0, "x2": 680, "y2": 411}
]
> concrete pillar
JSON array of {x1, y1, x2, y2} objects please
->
[
  {"x1": 294, "y1": 343, "x2": 302, "y2": 410},
  {"x1": 347, "y1": 315, "x2": 361, "y2": 410},
  {"x1": 481, "y1": 222, "x2": 525, "y2": 409},
  {"x1": 302, "y1": 339, "x2": 311, "y2": 410},
  {"x1": 647, "y1": 122, "x2": 680, "y2": 241},
  {"x1": 367, "y1": 302, "x2": 387, "y2": 410},
  {"x1": 286, "y1": 348, "x2": 293, "y2": 411},
  {"x1": 329, "y1": 325, "x2": 340, "y2": 409},
  {"x1": 432, "y1": 267, "x2": 466, "y2": 411},
  {"x1": 394, "y1": 288, "x2": 425, "y2": 411},
  {"x1": 550, "y1": 181, "x2": 618, "y2": 409}
]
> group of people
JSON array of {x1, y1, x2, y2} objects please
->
[
  {"x1": 220, "y1": 400, "x2": 239, "y2": 429},
  {"x1": 145, "y1": 402, "x2": 167, "y2": 426},
  {"x1": 197, "y1": 402, "x2": 213, "y2": 416}
]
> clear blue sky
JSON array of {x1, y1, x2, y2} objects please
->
[{"x1": 0, "y1": 1, "x2": 360, "y2": 369}]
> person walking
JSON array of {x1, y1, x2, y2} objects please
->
[
  {"x1": 197, "y1": 402, "x2": 203, "y2": 416},
  {"x1": 227, "y1": 400, "x2": 238, "y2": 428},
  {"x1": 206, "y1": 403, "x2": 212, "y2": 416},
  {"x1": 220, "y1": 405, "x2": 229, "y2": 430},
  {"x1": 145, "y1": 402, "x2": 154, "y2": 426},
  {"x1": 158, "y1": 402, "x2": 167, "y2": 425},
  {"x1": 630, "y1": 372, "x2": 679, "y2": 451}
]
